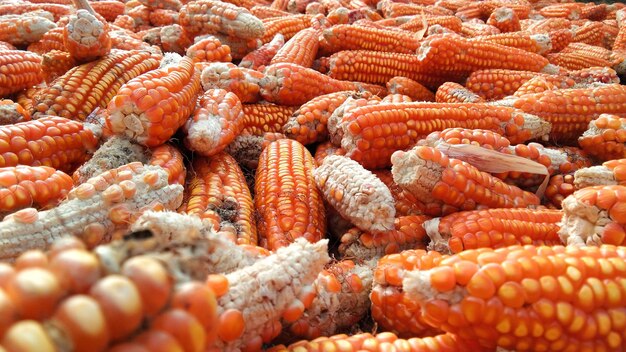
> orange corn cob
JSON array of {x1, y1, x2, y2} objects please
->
[
  {"x1": 332, "y1": 102, "x2": 551, "y2": 169},
  {"x1": 425, "y1": 208, "x2": 563, "y2": 255},
  {"x1": 312, "y1": 56, "x2": 330, "y2": 74},
  {"x1": 197, "y1": 33, "x2": 261, "y2": 60},
  {"x1": 250, "y1": 5, "x2": 290, "y2": 19},
  {"x1": 381, "y1": 93, "x2": 413, "y2": 104},
  {"x1": 0, "y1": 3, "x2": 70, "y2": 21},
  {"x1": 548, "y1": 29, "x2": 575, "y2": 53},
  {"x1": 136, "y1": 0, "x2": 182, "y2": 10},
  {"x1": 0, "y1": 116, "x2": 98, "y2": 173},
  {"x1": 460, "y1": 21, "x2": 501, "y2": 38},
  {"x1": 183, "y1": 89, "x2": 245, "y2": 157},
  {"x1": 580, "y1": 3, "x2": 607, "y2": 21},
  {"x1": 185, "y1": 36, "x2": 232, "y2": 63},
  {"x1": 486, "y1": 7, "x2": 521, "y2": 33},
  {"x1": 379, "y1": 2, "x2": 453, "y2": 18},
  {"x1": 90, "y1": 0, "x2": 125, "y2": 22},
  {"x1": 513, "y1": 76, "x2": 558, "y2": 97},
  {"x1": 572, "y1": 20, "x2": 604, "y2": 47},
  {"x1": 0, "y1": 50, "x2": 43, "y2": 98},
  {"x1": 398, "y1": 15, "x2": 463, "y2": 33},
  {"x1": 200, "y1": 62, "x2": 264, "y2": 103},
  {"x1": 148, "y1": 144, "x2": 186, "y2": 186},
  {"x1": 41, "y1": 50, "x2": 77, "y2": 84},
  {"x1": 325, "y1": 7, "x2": 383, "y2": 25},
  {"x1": 179, "y1": 0, "x2": 265, "y2": 39},
  {"x1": 270, "y1": 27, "x2": 319, "y2": 68},
  {"x1": 225, "y1": 131, "x2": 286, "y2": 170},
  {"x1": 319, "y1": 24, "x2": 422, "y2": 55},
  {"x1": 180, "y1": 153, "x2": 257, "y2": 245},
  {"x1": 523, "y1": 18, "x2": 571, "y2": 34},
  {"x1": 339, "y1": 215, "x2": 430, "y2": 260},
  {"x1": 0, "y1": 165, "x2": 73, "y2": 215},
  {"x1": 578, "y1": 114, "x2": 626, "y2": 161},
  {"x1": 0, "y1": 41, "x2": 14, "y2": 50},
  {"x1": 573, "y1": 159, "x2": 626, "y2": 189},
  {"x1": 373, "y1": 169, "x2": 425, "y2": 216},
  {"x1": 106, "y1": 53, "x2": 201, "y2": 147},
  {"x1": 401, "y1": 244, "x2": 626, "y2": 351},
  {"x1": 239, "y1": 33, "x2": 284, "y2": 70},
  {"x1": 26, "y1": 26, "x2": 65, "y2": 54},
  {"x1": 539, "y1": 3, "x2": 584, "y2": 19},
  {"x1": 313, "y1": 141, "x2": 346, "y2": 165},
  {"x1": 326, "y1": 92, "x2": 382, "y2": 146},
  {"x1": 0, "y1": 14, "x2": 56, "y2": 46},
  {"x1": 511, "y1": 84, "x2": 626, "y2": 142},
  {"x1": 15, "y1": 88, "x2": 37, "y2": 115},
  {"x1": 391, "y1": 145, "x2": 540, "y2": 215},
  {"x1": 436, "y1": 82, "x2": 485, "y2": 103},
  {"x1": 543, "y1": 173, "x2": 576, "y2": 209},
  {"x1": 148, "y1": 9, "x2": 179, "y2": 26},
  {"x1": 261, "y1": 14, "x2": 314, "y2": 43},
  {"x1": 240, "y1": 102, "x2": 296, "y2": 135},
  {"x1": 254, "y1": 139, "x2": 326, "y2": 250},
  {"x1": 547, "y1": 51, "x2": 616, "y2": 71},
  {"x1": 63, "y1": 1, "x2": 111, "y2": 63},
  {"x1": 0, "y1": 99, "x2": 30, "y2": 125},
  {"x1": 32, "y1": 50, "x2": 161, "y2": 121},
  {"x1": 260, "y1": 62, "x2": 385, "y2": 106},
  {"x1": 159, "y1": 24, "x2": 193, "y2": 55},
  {"x1": 386, "y1": 76, "x2": 435, "y2": 102},
  {"x1": 109, "y1": 29, "x2": 154, "y2": 52},
  {"x1": 126, "y1": 4, "x2": 151, "y2": 27},
  {"x1": 470, "y1": 32, "x2": 554, "y2": 55}
]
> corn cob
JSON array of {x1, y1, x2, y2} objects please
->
[
  {"x1": 136, "y1": 0, "x2": 181, "y2": 11},
  {"x1": 148, "y1": 9, "x2": 179, "y2": 26},
  {"x1": 185, "y1": 36, "x2": 232, "y2": 63},
  {"x1": 436, "y1": 82, "x2": 485, "y2": 104},
  {"x1": 106, "y1": 53, "x2": 201, "y2": 147},
  {"x1": 109, "y1": 29, "x2": 154, "y2": 52},
  {"x1": 26, "y1": 26, "x2": 65, "y2": 54},
  {"x1": 224, "y1": 131, "x2": 286, "y2": 170},
  {"x1": 510, "y1": 84, "x2": 626, "y2": 142},
  {"x1": 179, "y1": 0, "x2": 265, "y2": 39},
  {"x1": 578, "y1": 114, "x2": 626, "y2": 161},
  {"x1": 399, "y1": 15, "x2": 463, "y2": 33},
  {"x1": 0, "y1": 99, "x2": 30, "y2": 125},
  {"x1": 513, "y1": 76, "x2": 558, "y2": 97},
  {"x1": 547, "y1": 51, "x2": 617, "y2": 71},
  {"x1": 539, "y1": 3, "x2": 584, "y2": 20},
  {"x1": 126, "y1": 4, "x2": 151, "y2": 28},
  {"x1": 260, "y1": 62, "x2": 385, "y2": 106},
  {"x1": 470, "y1": 32, "x2": 554, "y2": 55},
  {"x1": 260, "y1": 14, "x2": 314, "y2": 43},
  {"x1": 0, "y1": 165, "x2": 74, "y2": 215},
  {"x1": 466, "y1": 69, "x2": 563, "y2": 101},
  {"x1": 326, "y1": 92, "x2": 382, "y2": 146},
  {"x1": 254, "y1": 139, "x2": 326, "y2": 251},
  {"x1": 148, "y1": 144, "x2": 186, "y2": 186},
  {"x1": 386, "y1": 76, "x2": 435, "y2": 102},
  {"x1": 200, "y1": 62, "x2": 264, "y2": 103},
  {"x1": 373, "y1": 169, "x2": 426, "y2": 216},
  {"x1": 314, "y1": 155, "x2": 395, "y2": 233},
  {"x1": 183, "y1": 89, "x2": 245, "y2": 157},
  {"x1": 325, "y1": 7, "x2": 382, "y2": 25},
  {"x1": 239, "y1": 33, "x2": 284, "y2": 70},
  {"x1": 568, "y1": 66, "x2": 621, "y2": 86},
  {"x1": 581, "y1": 3, "x2": 607, "y2": 21},
  {"x1": 0, "y1": 50, "x2": 43, "y2": 98},
  {"x1": 158, "y1": 24, "x2": 193, "y2": 55},
  {"x1": 241, "y1": 102, "x2": 295, "y2": 136},
  {"x1": 319, "y1": 24, "x2": 422, "y2": 55},
  {"x1": 111, "y1": 15, "x2": 135, "y2": 32},
  {"x1": 0, "y1": 116, "x2": 98, "y2": 173},
  {"x1": 0, "y1": 163, "x2": 184, "y2": 261},
  {"x1": 41, "y1": 50, "x2": 76, "y2": 84},
  {"x1": 544, "y1": 174, "x2": 576, "y2": 209},
  {"x1": 572, "y1": 21, "x2": 604, "y2": 47},
  {"x1": 0, "y1": 41, "x2": 14, "y2": 50},
  {"x1": 0, "y1": 14, "x2": 56, "y2": 46},
  {"x1": 250, "y1": 5, "x2": 290, "y2": 19},
  {"x1": 179, "y1": 153, "x2": 256, "y2": 245},
  {"x1": 313, "y1": 141, "x2": 346, "y2": 165},
  {"x1": 90, "y1": 1, "x2": 125, "y2": 22},
  {"x1": 378, "y1": 1, "x2": 453, "y2": 18},
  {"x1": 425, "y1": 208, "x2": 563, "y2": 255},
  {"x1": 381, "y1": 93, "x2": 413, "y2": 104},
  {"x1": 460, "y1": 21, "x2": 501, "y2": 38},
  {"x1": 0, "y1": 3, "x2": 70, "y2": 21},
  {"x1": 198, "y1": 33, "x2": 261, "y2": 60},
  {"x1": 270, "y1": 27, "x2": 319, "y2": 68},
  {"x1": 270, "y1": 0, "x2": 289, "y2": 11},
  {"x1": 391, "y1": 145, "x2": 541, "y2": 215},
  {"x1": 486, "y1": 7, "x2": 521, "y2": 33},
  {"x1": 32, "y1": 50, "x2": 161, "y2": 121},
  {"x1": 63, "y1": 5, "x2": 111, "y2": 63}
]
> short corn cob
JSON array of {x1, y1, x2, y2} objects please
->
[
  {"x1": 260, "y1": 14, "x2": 314, "y2": 43},
  {"x1": 148, "y1": 144, "x2": 186, "y2": 186},
  {"x1": 0, "y1": 116, "x2": 98, "y2": 173},
  {"x1": 0, "y1": 50, "x2": 43, "y2": 98},
  {"x1": 0, "y1": 14, "x2": 56, "y2": 46},
  {"x1": 543, "y1": 173, "x2": 576, "y2": 209},
  {"x1": 0, "y1": 162, "x2": 184, "y2": 260},
  {"x1": 386, "y1": 76, "x2": 435, "y2": 102},
  {"x1": 179, "y1": 153, "x2": 256, "y2": 245},
  {"x1": 158, "y1": 24, "x2": 193, "y2": 55},
  {"x1": 513, "y1": 76, "x2": 558, "y2": 97},
  {"x1": 241, "y1": 102, "x2": 296, "y2": 136},
  {"x1": 0, "y1": 99, "x2": 30, "y2": 125},
  {"x1": 391, "y1": 145, "x2": 541, "y2": 216},
  {"x1": 270, "y1": 27, "x2": 319, "y2": 68},
  {"x1": 404, "y1": 244, "x2": 626, "y2": 351},
  {"x1": 41, "y1": 50, "x2": 77, "y2": 84},
  {"x1": 0, "y1": 165, "x2": 74, "y2": 215},
  {"x1": 574, "y1": 159, "x2": 626, "y2": 190},
  {"x1": 578, "y1": 114, "x2": 626, "y2": 161},
  {"x1": 319, "y1": 24, "x2": 422, "y2": 55},
  {"x1": 254, "y1": 139, "x2": 326, "y2": 250},
  {"x1": 136, "y1": 0, "x2": 182, "y2": 11},
  {"x1": 32, "y1": 50, "x2": 161, "y2": 121},
  {"x1": 183, "y1": 89, "x2": 245, "y2": 157},
  {"x1": 314, "y1": 155, "x2": 395, "y2": 233},
  {"x1": 486, "y1": 7, "x2": 521, "y2": 33},
  {"x1": 260, "y1": 63, "x2": 385, "y2": 106},
  {"x1": 90, "y1": 0, "x2": 125, "y2": 22},
  {"x1": 106, "y1": 53, "x2": 201, "y2": 147},
  {"x1": 179, "y1": 0, "x2": 265, "y2": 39},
  {"x1": 425, "y1": 208, "x2": 563, "y2": 255},
  {"x1": 185, "y1": 36, "x2": 232, "y2": 63},
  {"x1": 239, "y1": 33, "x2": 284, "y2": 70},
  {"x1": 200, "y1": 62, "x2": 264, "y2": 103},
  {"x1": 63, "y1": 8, "x2": 111, "y2": 62},
  {"x1": 27, "y1": 27, "x2": 66, "y2": 54},
  {"x1": 436, "y1": 82, "x2": 485, "y2": 103}
]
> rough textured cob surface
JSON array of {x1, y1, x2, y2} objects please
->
[
  {"x1": 574, "y1": 159, "x2": 626, "y2": 189},
  {"x1": 179, "y1": 0, "x2": 265, "y2": 39}
]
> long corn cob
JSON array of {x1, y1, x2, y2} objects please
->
[
  {"x1": 179, "y1": 0, "x2": 265, "y2": 39},
  {"x1": 63, "y1": 5, "x2": 111, "y2": 62},
  {"x1": 0, "y1": 14, "x2": 56, "y2": 46},
  {"x1": 260, "y1": 14, "x2": 313, "y2": 43},
  {"x1": 470, "y1": 32, "x2": 554, "y2": 55},
  {"x1": 0, "y1": 99, "x2": 30, "y2": 125},
  {"x1": 465, "y1": 69, "x2": 571, "y2": 101},
  {"x1": 399, "y1": 15, "x2": 463, "y2": 33},
  {"x1": 200, "y1": 62, "x2": 264, "y2": 103},
  {"x1": 241, "y1": 102, "x2": 296, "y2": 136},
  {"x1": 402, "y1": 244, "x2": 626, "y2": 351},
  {"x1": 90, "y1": 1, "x2": 125, "y2": 21},
  {"x1": 254, "y1": 139, "x2": 326, "y2": 250},
  {"x1": 270, "y1": 27, "x2": 319, "y2": 68},
  {"x1": 185, "y1": 36, "x2": 232, "y2": 63},
  {"x1": 106, "y1": 53, "x2": 201, "y2": 147},
  {"x1": 0, "y1": 50, "x2": 43, "y2": 98},
  {"x1": 32, "y1": 50, "x2": 161, "y2": 121},
  {"x1": 578, "y1": 114, "x2": 626, "y2": 161},
  {"x1": 319, "y1": 24, "x2": 423, "y2": 55},
  {"x1": 239, "y1": 33, "x2": 285, "y2": 70},
  {"x1": 574, "y1": 159, "x2": 626, "y2": 189}
]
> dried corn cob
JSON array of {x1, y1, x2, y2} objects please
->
[
  {"x1": 578, "y1": 114, "x2": 626, "y2": 161},
  {"x1": 0, "y1": 50, "x2": 43, "y2": 98},
  {"x1": 486, "y1": 7, "x2": 521, "y2": 33},
  {"x1": 0, "y1": 99, "x2": 30, "y2": 125},
  {"x1": 543, "y1": 173, "x2": 576, "y2": 209},
  {"x1": 325, "y1": 7, "x2": 382, "y2": 25},
  {"x1": 0, "y1": 41, "x2": 14, "y2": 50},
  {"x1": 319, "y1": 24, "x2": 422, "y2": 55},
  {"x1": 391, "y1": 145, "x2": 540, "y2": 215},
  {"x1": 314, "y1": 155, "x2": 395, "y2": 233},
  {"x1": 27, "y1": 27, "x2": 66, "y2": 54},
  {"x1": 466, "y1": 69, "x2": 563, "y2": 101},
  {"x1": 260, "y1": 63, "x2": 385, "y2": 106},
  {"x1": 148, "y1": 144, "x2": 186, "y2": 186},
  {"x1": 270, "y1": 27, "x2": 319, "y2": 68},
  {"x1": 254, "y1": 139, "x2": 326, "y2": 250},
  {"x1": 513, "y1": 76, "x2": 558, "y2": 97},
  {"x1": 539, "y1": 2, "x2": 584, "y2": 19},
  {"x1": 381, "y1": 94, "x2": 412, "y2": 104},
  {"x1": 0, "y1": 3, "x2": 70, "y2": 21},
  {"x1": 425, "y1": 208, "x2": 563, "y2": 255},
  {"x1": 126, "y1": 4, "x2": 150, "y2": 27},
  {"x1": 200, "y1": 62, "x2": 264, "y2": 103},
  {"x1": 109, "y1": 29, "x2": 154, "y2": 52},
  {"x1": 260, "y1": 14, "x2": 314, "y2": 43},
  {"x1": 239, "y1": 33, "x2": 284, "y2": 70},
  {"x1": 572, "y1": 21, "x2": 604, "y2": 47},
  {"x1": 250, "y1": 5, "x2": 290, "y2": 19},
  {"x1": 148, "y1": 9, "x2": 179, "y2": 26},
  {"x1": 241, "y1": 102, "x2": 295, "y2": 136},
  {"x1": 224, "y1": 131, "x2": 286, "y2": 170},
  {"x1": 0, "y1": 116, "x2": 98, "y2": 173},
  {"x1": 373, "y1": 169, "x2": 425, "y2": 216},
  {"x1": 379, "y1": 1, "x2": 453, "y2": 18},
  {"x1": 436, "y1": 82, "x2": 485, "y2": 103},
  {"x1": 386, "y1": 76, "x2": 435, "y2": 102},
  {"x1": 106, "y1": 53, "x2": 201, "y2": 147},
  {"x1": 460, "y1": 21, "x2": 501, "y2": 38},
  {"x1": 185, "y1": 36, "x2": 232, "y2": 63},
  {"x1": 136, "y1": 0, "x2": 181, "y2": 11},
  {"x1": 41, "y1": 50, "x2": 76, "y2": 84},
  {"x1": 63, "y1": 6, "x2": 111, "y2": 62},
  {"x1": 327, "y1": 93, "x2": 382, "y2": 146},
  {"x1": 90, "y1": 0, "x2": 125, "y2": 22},
  {"x1": 179, "y1": 0, "x2": 265, "y2": 39},
  {"x1": 159, "y1": 24, "x2": 192, "y2": 55},
  {"x1": 0, "y1": 13, "x2": 56, "y2": 46},
  {"x1": 547, "y1": 50, "x2": 616, "y2": 71},
  {"x1": 399, "y1": 15, "x2": 463, "y2": 33},
  {"x1": 200, "y1": 33, "x2": 261, "y2": 60},
  {"x1": 32, "y1": 50, "x2": 161, "y2": 121},
  {"x1": 183, "y1": 89, "x2": 245, "y2": 157},
  {"x1": 0, "y1": 163, "x2": 184, "y2": 260},
  {"x1": 313, "y1": 141, "x2": 346, "y2": 165},
  {"x1": 179, "y1": 153, "x2": 256, "y2": 245},
  {"x1": 574, "y1": 159, "x2": 626, "y2": 189},
  {"x1": 0, "y1": 165, "x2": 73, "y2": 215},
  {"x1": 471, "y1": 32, "x2": 554, "y2": 55}
]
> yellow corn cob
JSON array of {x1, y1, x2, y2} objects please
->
[
  {"x1": 386, "y1": 76, "x2": 435, "y2": 102},
  {"x1": 106, "y1": 53, "x2": 201, "y2": 147},
  {"x1": 239, "y1": 33, "x2": 284, "y2": 70},
  {"x1": 270, "y1": 27, "x2": 319, "y2": 68},
  {"x1": 185, "y1": 36, "x2": 232, "y2": 63},
  {"x1": 200, "y1": 62, "x2": 264, "y2": 103},
  {"x1": 179, "y1": 0, "x2": 265, "y2": 39},
  {"x1": 0, "y1": 50, "x2": 43, "y2": 98},
  {"x1": 0, "y1": 99, "x2": 30, "y2": 125},
  {"x1": 241, "y1": 102, "x2": 295, "y2": 136}
]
